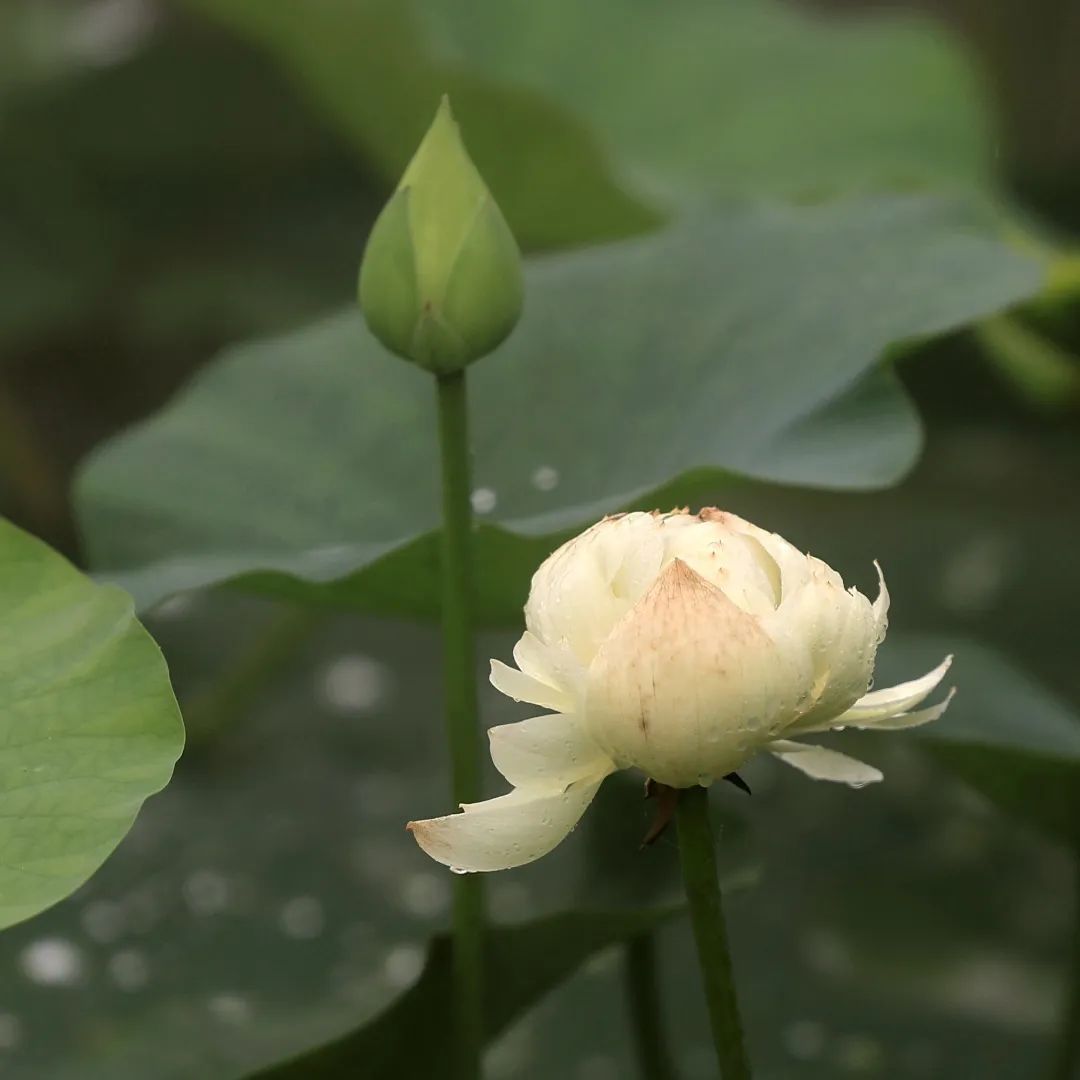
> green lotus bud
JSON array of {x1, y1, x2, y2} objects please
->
[{"x1": 358, "y1": 97, "x2": 523, "y2": 374}]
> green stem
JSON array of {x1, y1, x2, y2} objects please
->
[
  {"x1": 1051, "y1": 855, "x2": 1080, "y2": 1080},
  {"x1": 625, "y1": 932, "x2": 678, "y2": 1080},
  {"x1": 435, "y1": 370, "x2": 485, "y2": 1080},
  {"x1": 675, "y1": 785, "x2": 751, "y2": 1079}
]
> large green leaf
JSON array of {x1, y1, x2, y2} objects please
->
[
  {"x1": 0, "y1": 518, "x2": 183, "y2": 928},
  {"x1": 420, "y1": 0, "x2": 993, "y2": 203},
  {"x1": 179, "y1": 0, "x2": 659, "y2": 250},
  {"x1": 75, "y1": 198, "x2": 1041, "y2": 614},
  {"x1": 246, "y1": 907, "x2": 675, "y2": 1078},
  {"x1": 883, "y1": 637, "x2": 1080, "y2": 850},
  {"x1": 188, "y1": 0, "x2": 992, "y2": 206}
]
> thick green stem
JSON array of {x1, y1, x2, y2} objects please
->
[
  {"x1": 625, "y1": 932, "x2": 678, "y2": 1080},
  {"x1": 1051, "y1": 855, "x2": 1080, "y2": 1080},
  {"x1": 675, "y1": 785, "x2": 751, "y2": 1079},
  {"x1": 435, "y1": 370, "x2": 485, "y2": 1080}
]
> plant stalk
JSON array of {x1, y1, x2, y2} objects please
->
[
  {"x1": 625, "y1": 932, "x2": 678, "y2": 1080},
  {"x1": 435, "y1": 370, "x2": 485, "y2": 1080},
  {"x1": 675, "y1": 785, "x2": 751, "y2": 1079},
  {"x1": 1051, "y1": 854, "x2": 1080, "y2": 1080}
]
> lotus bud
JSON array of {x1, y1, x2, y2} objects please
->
[
  {"x1": 408, "y1": 508, "x2": 955, "y2": 873},
  {"x1": 358, "y1": 96, "x2": 523, "y2": 374}
]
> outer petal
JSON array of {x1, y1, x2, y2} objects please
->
[
  {"x1": 838, "y1": 656, "x2": 953, "y2": 725},
  {"x1": 585, "y1": 558, "x2": 812, "y2": 788},
  {"x1": 490, "y1": 659, "x2": 575, "y2": 713},
  {"x1": 767, "y1": 740, "x2": 883, "y2": 787},
  {"x1": 768, "y1": 562, "x2": 882, "y2": 733},
  {"x1": 846, "y1": 688, "x2": 956, "y2": 731},
  {"x1": 488, "y1": 713, "x2": 612, "y2": 789},
  {"x1": 407, "y1": 770, "x2": 611, "y2": 872}
]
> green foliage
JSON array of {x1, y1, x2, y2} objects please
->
[
  {"x1": 889, "y1": 637, "x2": 1080, "y2": 851},
  {"x1": 188, "y1": 0, "x2": 991, "y2": 205},
  {"x1": 440, "y1": 0, "x2": 992, "y2": 198},
  {"x1": 245, "y1": 908, "x2": 676, "y2": 1078},
  {"x1": 0, "y1": 518, "x2": 183, "y2": 928},
  {"x1": 75, "y1": 198, "x2": 1040, "y2": 614},
  {"x1": 179, "y1": 0, "x2": 660, "y2": 250}
]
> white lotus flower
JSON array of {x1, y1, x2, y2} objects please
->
[{"x1": 408, "y1": 509, "x2": 953, "y2": 873}]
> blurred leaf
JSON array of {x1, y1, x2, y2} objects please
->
[
  {"x1": 975, "y1": 315, "x2": 1080, "y2": 410},
  {"x1": 75, "y1": 197, "x2": 1041, "y2": 615},
  {"x1": 180, "y1": 0, "x2": 660, "y2": 250},
  {"x1": 0, "y1": 517, "x2": 183, "y2": 929},
  {"x1": 882, "y1": 636, "x2": 1080, "y2": 850},
  {"x1": 0, "y1": 29, "x2": 377, "y2": 354},
  {"x1": 412, "y1": 0, "x2": 991, "y2": 204},
  {"x1": 246, "y1": 907, "x2": 676, "y2": 1078}
]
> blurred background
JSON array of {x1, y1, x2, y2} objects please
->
[{"x1": 1, "y1": 0, "x2": 1079, "y2": 1077}]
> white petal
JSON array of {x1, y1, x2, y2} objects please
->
[
  {"x1": 871, "y1": 560, "x2": 890, "y2": 641},
  {"x1": 767, "y1": 568, "x2": 879, "y2": 733},
  {"x1": 848, "y1": 687, "x2": 956, "y2": 731},
  {"x1": 585, "y1": 558, "x2": 812, "y2": 788},
  {"x1": 512, "y1": 631, "x2": 585, "y2": 702},
  {"x1": 488, "y1": 713, "x2": 612, "y2": 790},
  {"x1": 524, "y1": 513, "x2": 665, "y2": 666},
  {"x1": 489, "y1": 659, "x2": 574, "y2": 713},
  {"x1": 767, "y1": 740, "x2": 883, "y2": 787},
  {"x1": 841, "y1": 656, "x2": 953, "y2": 724},
  {"x1": 407, "y1": 771, "x2": 610, "y2": 873}
]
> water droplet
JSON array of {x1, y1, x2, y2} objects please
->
[
  {"x1": 20, "y1": 939, "x2": 85, "y2": 987},
  {"x1": 108, "y1": 948, "x2": 149, "y2": 991},
  {"x1": 318, "y1": 654, "x2": 391, "y2": 713},
  {"x1": 470, "y1": 487, "x2": 497, "y2": 514},
  {"x1": 183, "y1": 869, "x2": 230, "y2": 916},
  {"x1": 81, "y1": 899, "x2": 127, "y2": 943},
  {"x1": 784, "y1": 1019, "x2": 826, "y2": 1061},
  {"x1": 383, "y1": 944, "x2": 424, "y2": 988},
  {"x1": 449, "y1": 866, "x2": 470, "y2": 876},
  {"x1": 0, "y1": 1013, "x2": 22, "y2": 1049},
  {"x1": 530, "y1": 465, "x2": 559, "y2": 492},
  {"x1": 208, "y1": 993, "x2": 253, "y2": 1025},
  {"x1": 402, "y1": 872, "x2": 450, "y2": 918},
  {"x1": 279, "y1": 896, "x2": 325, "y2": 939}
]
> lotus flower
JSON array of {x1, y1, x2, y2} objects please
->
[{"x1": 409, "y1": 509, "x2": 953, "y2": 872}]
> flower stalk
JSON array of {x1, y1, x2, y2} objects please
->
[
  {"x1": 625, "y1": 932, "x2": 678, "y2": 1080},
  {"x1": 675, "y1": 785, "x2": 751, "y2": 1079},
  {"x1": 1051, "y1": 854, "x2": 1080, "y2": 1080},
  {"x1": 436, "y1": 369, "x2": 485, "y2": 1080}
]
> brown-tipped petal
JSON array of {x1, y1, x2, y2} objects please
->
[{"x1": 585, "y1": 558, "x2": 804, "y2": 788}]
